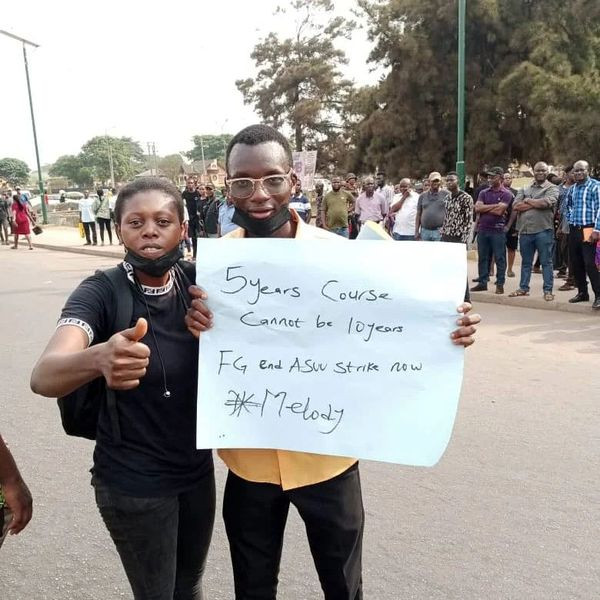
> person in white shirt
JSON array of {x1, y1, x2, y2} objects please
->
[
  {"x1": 79, "y1": 191, "x2": 97, "y2": 245},
  {"x1": 389, "y1": 178, "x2": 419, "y2": 240}
]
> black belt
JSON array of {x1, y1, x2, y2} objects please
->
[{"x1": 571, "y1": 224, "x2": 595, "y2": 229}]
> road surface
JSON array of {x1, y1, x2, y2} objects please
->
[{"x1": 0, "y1": 248, "x2": 598, "y2": 599}]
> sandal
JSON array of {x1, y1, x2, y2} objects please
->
[
  {"x1": 544, "y1": 293, "x2": 555, "y2": 302},
  {"x1": 508, "y1": 289, "x2": 529, "y2": 297}
]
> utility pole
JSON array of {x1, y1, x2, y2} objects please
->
[
  {"x1": 106, "y1": 135, "x2": 115, "y2": 188},
  {"x1": 0, "y1": 30, "x2": 47, "y2": 223},
  {"x1": 199, "y1": 136, "x2": 207, "y2": 178},
  {"x1": 152, "y1": 142, "x2": 158, "y2": 176},
  {"x1": 146, "y1": 142, "x2": 153, "y2": 175},
  {"x1": 456, "y1": 0, "x2": 466, "y2": 189}
]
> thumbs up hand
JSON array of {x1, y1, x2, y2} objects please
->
[{"x1": 101, "y1": 318, "x2": 151, "y2": 390}]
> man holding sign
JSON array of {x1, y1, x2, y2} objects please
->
[{"x1": 185, "y1": 124, "x2": 480, "y2": 600}]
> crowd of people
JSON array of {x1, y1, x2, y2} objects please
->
[
  {"x1": 3, "y1": 155, "x2": 600, "y2": 311},
  {"x1": 468, "y1": 161, "x2": 600, "y2": 309},
  {"x1": 311, "y1": 161, "x2": 600, "y2": 310},
  {"x1": 0, "y1": 187, "x2": 39, "y2": 250}
]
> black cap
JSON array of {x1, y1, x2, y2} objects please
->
[{"x1": 486, "y1": 166, "x2": 504, "y2": 177}]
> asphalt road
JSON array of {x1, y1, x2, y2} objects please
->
[{"x1": 0, "y1": 248, "x2": 598, "y2": 599}]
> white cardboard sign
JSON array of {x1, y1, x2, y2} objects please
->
[{"x1": 196, "y1": 239, "x2": 466, "y2": 466}]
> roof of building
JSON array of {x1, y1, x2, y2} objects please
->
[{"x1": 180, "y1": 160, "x2": 225, "y2": 174}]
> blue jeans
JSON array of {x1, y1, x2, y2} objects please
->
[
  {"x1": 420, "y1": 227, "x2": 441, "y2": 241},
  {"x1": 393, "y1": 233, "x2": 415, "y2": 241},
  {"x1": 94, "y1": 472, "x2": 215, "y2": 600},
  {"x1": 332, "y1": 227, "x2": 349, "y2": 238},
  {"x1": 519, "y1": 229, "x2": 554, "y2": 293},
  {"x1": 477, "y1": 231, "x2": 507, "y2": 285}
]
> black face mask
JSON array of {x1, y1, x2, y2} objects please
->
[
  {"x1": 124, "y1": 246, "x2": 183, "y2": 277},
  {"x1": 232, "y1": 206, "x2": 292, "y2": 237}
]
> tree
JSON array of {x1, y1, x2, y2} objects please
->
[
  {"x1": 0, "y1": 157, "x2": 30, "y2": 186},
  {"x1": 236, "y1": 0, "x2": 354, "y2": 172},
  {"x1": 79, "y1": 136, "x2": 145, "y2": 182},
  {"x1": 49, "y1": 154, "x2": 94, "y2": 187},
  {"x1": 187, "y1": 134, "x2": 232, "y2": 163},
  {"x1": 351, "y1": 0, "x2": 573, "y2": 179},
  {"x1": 496, "y1": 0, "x2": 600, "y2": 171},
  {"x1": 158, "y1": 154, "x2": 185, "y2": 181}
]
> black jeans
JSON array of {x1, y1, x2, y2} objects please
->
[
  {"x1": 568, "y1": 226, "x2": 600, "y2": 297},
  {"x1": 223, "y1": 464, "x2": 364, "y2": 600},
  {"x1": 97, "y1": 217, "x2": 113, "y2": 244},
  {"x1": 82, "y1": 221, "x2": 97, "y2": 244},
  {"x1": 189, "y1": 218, "x2": 199, "y2": 258},
  {"x1": 94, "y1": 472, "x2": 216, "y2": 600}
]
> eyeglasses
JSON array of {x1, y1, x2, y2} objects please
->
[{"x1": 227, "y1": 170, "x2": 292, "y2": 199}]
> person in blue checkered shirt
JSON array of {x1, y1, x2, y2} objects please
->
[{"x1": 565, "y1": 160, "x2": 600, "y2": 310}]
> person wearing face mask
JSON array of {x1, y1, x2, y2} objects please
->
[
  {"x1": 30, "y1": 177, "x2": 215, "y2": 600},
  {"x1": 184, "y1": 124, "x2": 482, "y2": 600}
]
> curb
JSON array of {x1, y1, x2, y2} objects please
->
[
  {"x1": 471, "y1": 292, "x2": 598, "y2": 315},
  {"x1": 33, "y1": 243, "x2": 124, "y2": 260}
]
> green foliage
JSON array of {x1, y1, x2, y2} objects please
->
[
  {"x1": 80, "y1": 136, "x2": 145, "y2": 182},
  {"x1": 0, "y1": 157, "x2": 30, "y2": 186},
  {"x1": 350, "y1": 0, "x2": 600, "y2": 178},
  {"x1": 187, "y1": 135, "x2": 232, "y2": 162},
  {"x1": 49, "y1": 155, "x2": 94, "y2": 187},
  {"x1": 48, "y1": 136, "x2": 146, "y2": 186},
  {"x1": 237, "y1": 0, "x2": 354, "y2": 171},
  {"x1": 158, "y1": 154, "x2": 185, "y2": 181}
]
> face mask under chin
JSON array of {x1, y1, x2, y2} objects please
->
[
  {"x1": 231, "y1": 206, "x2": 292, "y2": 237},
  {"x1": 124, "y1": 245, "x2": 183, "y2": 278}
]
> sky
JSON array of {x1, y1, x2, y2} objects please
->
[{"x1": 1, "y1": 0, "x2": 382, "y2": 169}]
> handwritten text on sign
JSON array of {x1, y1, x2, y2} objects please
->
[{"x1": 196, "y1": 239, "x2": 466, "y2": 466}]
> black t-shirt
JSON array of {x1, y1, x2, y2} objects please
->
[
  {"x1": 182, "y1": 190, "x2": 200, "y2": 224},
  {"x1": 59, "y1": 262, "x2": 213, "y2": 497}
]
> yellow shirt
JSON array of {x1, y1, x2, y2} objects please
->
[{"x1": 218, "y1": 209, "x2": 358, "y2": 490}]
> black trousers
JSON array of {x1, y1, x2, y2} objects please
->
[
  {"x1": 95, "y1": 472, "x2": 216, "y2": 600},
  {"x1": 97, "y1": 217, "x2": 113, "y2": 243},
  {"x1": 82, "y1": 221, "x2": 97, "y2": 244},
  {"x1": 189, "y1": 218, "x2": 199, "y2": 258},
  {"x1": 223, "y1": 464, "x2": 364, "y2": 600},
  {"x1": 568, "y1": 226, "x2": 600, "y2": 297}
]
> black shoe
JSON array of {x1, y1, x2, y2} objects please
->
[
  {"x1": 569, "y1": 293, "x2": 590, "y2": 304},
  {"x1": 471, "y1": 277, "x2": 481, "y2": 282},
  {"x1": 470, "y1": 283, "x2": 488, "y2": 292},
  {"x1": 592, "y1": 297, "x2": 600, "y2": 310},
  {"x1": 495, "y1": 285, "x2": 504, "y2": 295}
]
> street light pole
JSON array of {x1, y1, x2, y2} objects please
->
[
  {"x1": 199, "y1": 136, "x2": 207, "y2": 178},
  {"x1": 0, "y1": 30, "x2": 47, "y2": 223},
  {"x1": 105, "y1": 135, "x2": 115, "y2": 188},
  {"x1": 456, "y1": 0, "x2": 466, "y2": 189}
]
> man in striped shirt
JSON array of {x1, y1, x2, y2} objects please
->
[{"x1": 565, "y1": 160, "x2": 600, "y2": 310}]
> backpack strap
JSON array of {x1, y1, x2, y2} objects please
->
[{"x1": 98, "y1": 266, "x2": 135, "y2": 444}]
